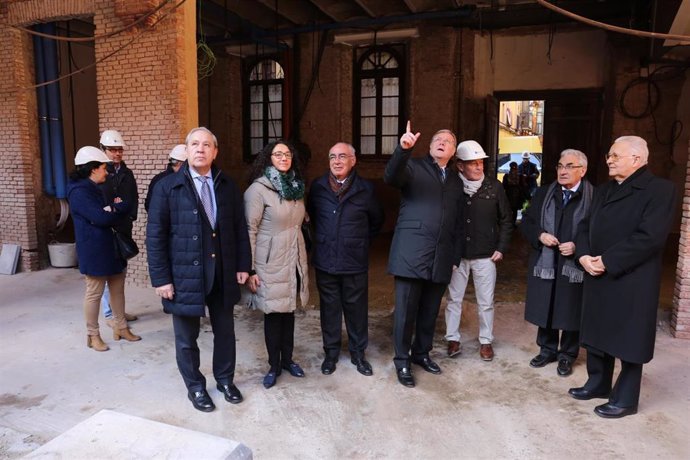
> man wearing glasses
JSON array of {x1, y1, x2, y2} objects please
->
[
  {"x1": 384, "y1": 121, "x2": 463, "y2": 387},
  {"x1": 570, "y1": 136, "x2": 676, "y2": 418},
  {"x1": 308, "y1": 142, "x2": 384, "y2": 377},
  {"x1": 521, "y1": 149, "x2": 593, "y2": 377},
  {"x1": 99, "y1": 129, "x2": 139, "y2": 324}
]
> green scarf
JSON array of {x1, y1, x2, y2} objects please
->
[{"x1": 264, "y1": 166, "x2": 305, "y2": 201}]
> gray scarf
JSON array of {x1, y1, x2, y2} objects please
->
[
  {"x1": 459, "y1": 172, "x2": 484, "y2": 197},
  {"x1": 533, "y1": 180, "x2": 593, "y2": 283}
]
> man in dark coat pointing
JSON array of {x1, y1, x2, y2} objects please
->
[
  {"x1": 571, "y1": 135, "x2": 676, "y2": 418},
  {"x1": 384, "y1": 121, "x2": 463, "y2": 387}
]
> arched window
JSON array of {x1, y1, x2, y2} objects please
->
[
  {"x1": 245, "y1": 59, "x2": 284, "y2": 156},
  {"x1": 354, "y1": 46, "x2": 406, "y2": 157}
]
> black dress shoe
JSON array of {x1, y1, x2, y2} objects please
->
[
  {"x1": 594, "y1": 402, "x2": 638, "y2": 419},
  {"x1": 568, "y1": 386, "x2": 610, "y2": 400},
  {"x1": 529, "y1": 353, "x2": 557, "y2": 368},
  {"x1": 188, "y1": 390, "x2": 215, "y2": 412},
  {"x1": 412, "y1": 357, "x2": 442, "y2": 374},
  {"x1": 263, "y1": 371, "x2": 278, "y2": 389},
  {"x1": 396, "y1": 367, "x2": 415, "y2": 387},
  {"x1": 351, "y1": 358, "x2": 373, "y2": 376},
  {"x1": 282, "y1": 361, "x2": 305, "y2": 377},
  {"x1": 216, "y1": 383, "x2": 243, "y2": 404},
  {"x1": 557, "y1": 359, "x2": 572, "y2": 376},
  {"x1": 321, "y1": 358, "x2": 337, "y2": 375}
]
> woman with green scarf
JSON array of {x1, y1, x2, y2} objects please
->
[{"x1": 244, "y1": 140, "x2": 310, "y2": 389}]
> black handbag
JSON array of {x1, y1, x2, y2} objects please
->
[{"x1": 113, "y1": 229, "x2": 139, "y2": 260}]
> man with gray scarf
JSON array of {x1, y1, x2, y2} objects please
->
[
  {"x1": 521, "y1": 149, "x2": 593, "y2": 377},
  {"x1": 444, "y1": 140, "x2": 512, "y2": 361}
]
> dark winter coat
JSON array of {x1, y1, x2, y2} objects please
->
[
  {"x1": 67, "y1": 178, "x2": 130, "y2": 276},
  {"x1": 384, "y1": 145, "x2": 463, "y2": 284},
  {"x1": 100, "y1": 161, "x2": 138, "y2": 236},
  {"x1": 146, "y1": 164, "x2": 252, "y2": 317},
  {"x1": 144, "y1": 165, "x2": 174, "y2": 212},
  {"x1": 459, "y1": 176, "x2": 513, "y2": 259},
  {"x1": 575, "y1": 167, "x2": 676, "y2": 363},
  {"x1": 522, "y1": 180, "x2": 592, "y2": 330},
  {"x1": 308, "y1": 171, "x2": 384, "y2": 275}
]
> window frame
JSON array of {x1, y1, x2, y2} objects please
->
[
  {"x1": 353, "y1": 45, "x2": 407, "y2": 160},
  {"x1": 242, "y1": 56, "x2": 287, "y2": 161}
]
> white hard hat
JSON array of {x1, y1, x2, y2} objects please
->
[
  {"x1": 168, "y1": 144, "x2": 187, "y2": 162},
  {"x1": 99, "y1": 129, "x2": 126, "y2": 148},
  {"x1": 75, "y1": 146, "x2": 112, "y2": 165},
  {"x1": 456, "y1": 140, "x2": 489, "y2": 161},
  {"x1": 521, "y1": 151, "x2": 531, "y2": 159}
]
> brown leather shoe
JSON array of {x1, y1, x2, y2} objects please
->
[
  {"x1": 480, "y1": 344, "x2": 494, "y2": 361},
  {"x1": 447, "y1": 340, "x2": 461, "y2": 357},
  {"x1": 87, "y1": 335, "x2": 109, "y2": 352},
  {"x1": 113, "y1": 328, "x2": 141, "y2": 342}
]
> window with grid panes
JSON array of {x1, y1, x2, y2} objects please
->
[
  {"x1": 354, "y1": 46, "x2": 405, "y2": 158},
  {"x1": 246, "y1": 59, "x2": 284, "y2": 157}
]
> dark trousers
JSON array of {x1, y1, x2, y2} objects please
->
[
  {"x1": 584, "y1": 347, "x2": 643, "y2": 408},
  {"x1": 537, "y1": 327, "x2": 580, "y2": 363},
  {"x1": 264, "y1": 312, "x2": 295, "y2": 371},
  {"x1": 316, "y1": 269, "x2": 369, "y2": 360},
  {"x1": 392, "y1": 276, "x2": 446, "y2": 369},
  {"x1": 172, "y1": 284, "x2": 236, "y2": 393}
]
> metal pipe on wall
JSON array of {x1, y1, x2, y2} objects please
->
[{"x1": 33, "y1": 24, "x2": 55, "y2": 197}]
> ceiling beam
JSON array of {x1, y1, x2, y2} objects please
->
[
  {"x1": 205, "y1": 0, "x2": 292, "y2": 30},
  {"x1": 307, "y1": 0, "x2": 368, "y2": 22},
  {"x1": 353, "y1": 0, "x2": 410, "y2": 18},
  {"x1": 255, "y1": 0, "x2": 328, "y2": 25}
]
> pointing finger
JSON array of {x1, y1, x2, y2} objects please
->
[{"x1": 406, "y1": 120, "x2": 411, "y2": 134}]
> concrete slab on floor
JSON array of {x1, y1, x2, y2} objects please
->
[
  {"x1": 0, "y1": 268, "x2": 689, "y2": 459},
  {"x1": 24, "y1": 409, "x2": 251, "y2": 459}
]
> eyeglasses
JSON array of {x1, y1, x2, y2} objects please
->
[
  {"x1": 271, "y1": 151, "x2": 293, "y2": 159},
  {"x1": 328, "y1": 153, "x2": 353, "y2": 161},
  {"x1": 432, "y1": 137, "x2": 455, "y2": 146},
  {"x1": 105, "y1": 147, "x2": 123, "y2": 152},
  {"x1": 605, "y1": 152, "x2": 637, "y2": 161},
  {"x1": 556, "y1": 164, "x2": 583, "y2": 171}
]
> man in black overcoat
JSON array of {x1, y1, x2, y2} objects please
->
[
  {"x1": 571, "y1": 135, "x2": 676, "y2": 418},
  {"x1": 522, "y1": 149, "x2": 593, "y2": 377},
  {"x1": 384, "y1": 121, "x2": 463, "y2": 387}
]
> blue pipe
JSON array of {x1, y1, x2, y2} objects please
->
[
  {"x1": 33, "y1": 24, "x2": 55, "y2": 197},
  {"x1": 42, "y1": 23, "x2": 68, "y2": 199}
]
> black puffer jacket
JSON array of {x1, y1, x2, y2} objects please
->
[
  {"x1": 101, "y1": 161, "x2": 138, "y2": 236},
  {"x1": 146, "y1": 164, "x2": 252, "y2": 316},
  {"x1": 308, "y1": 171, "x2": 384, "y2": 275},
  {"x1": 384, "y1": 146, "x2": 463, "y2": 284}
]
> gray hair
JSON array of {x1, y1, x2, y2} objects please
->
[
  {"x1": 331, "y1": 142, "x2": 356, "y2": 156},
  {"x1": 431, "y1": 129, "x2": 457, "y2": 146},
  {"x1": 614, "y1": 135, "x2": 649, "y2": 163},
  {"x1": 185, "y1": 127, "x2": 218, "y2": 148},
  {"x1": 560, "y1": 149, "x2": 588, "y2": 168}
]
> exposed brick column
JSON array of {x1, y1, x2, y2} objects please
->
[
  {"x1": 94, "y1": 0, "x2": 197, "y2": 286},
  {"x1": 0, "y1": 5, "x2": 41, "y2": 270},
  {"x1": 672, "y1": 138, "x2": 690, "y2": 339}
]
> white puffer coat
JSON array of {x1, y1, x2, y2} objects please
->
[{"x1": 243, "y1": 176, "x2": 309, "y2": 313}]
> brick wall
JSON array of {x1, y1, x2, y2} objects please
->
[
  {"x1": 0, "y1": 0, "x2": 197, "y2": 286},
  {"x1": 672, "y1": 138, "x2": 690, "y2": 339}
]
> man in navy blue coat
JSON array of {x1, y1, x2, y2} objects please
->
[
  {"x1": 147, "y1": 127, "x2": 251, "y2": 412},
  {"x1": 308, "y1": 142, "x2": 384, "y2": 377}
]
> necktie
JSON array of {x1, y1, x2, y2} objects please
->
[
  {"x1": 440, "y1": 167, "x2": 446, "y2": 182},
  {"x1": 197, "y1": 176, "x2": 215, "y2": 228},
  {"x1": 562, "y1": 189, "x2": 573, "y2": 207}
]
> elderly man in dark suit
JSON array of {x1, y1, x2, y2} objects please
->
[
  {"x1": 522, "y1": 149, "x2": 593, "y2": 377},
  {"x1": 309, "y1": 142, "x2": 384, "y2": 377},
  {"x1": 147, "y1": 127, "x2": 252, "y2": 412},
  {"x1": 571, "y1": 135, "x2": 676, "y2": 418},
  {"x1": 384, "y1": 121, "x2": 463, "y2": 387}
]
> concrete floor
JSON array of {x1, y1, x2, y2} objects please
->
[{"x1": 1, "y1": 239, "x2": 689, "y2": 459}]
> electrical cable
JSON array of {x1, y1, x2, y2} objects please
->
[
  {"x1": 535, "y1": 0, "x2": 690, "y2": 43},
  {"x1": 7, "y1": 0, "x2": 176, "y2": 43}
]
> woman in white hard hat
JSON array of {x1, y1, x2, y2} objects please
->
[{"x1": 67, "y1": 146, "x2": 142, "y2": 351}]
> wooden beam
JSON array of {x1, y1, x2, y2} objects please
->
[
  {"x1": 353, "y1": 0, "x2": 410, "y2": 17},
  {"x1": 255, "y1": 0, "x2": 329, "y2": 25},
  {"x1": 307, "y1": 0, "x2": 367, "y2": 22},
  {"x1": 205, "y1": 0, "x2": 292, "y2": 30}
]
